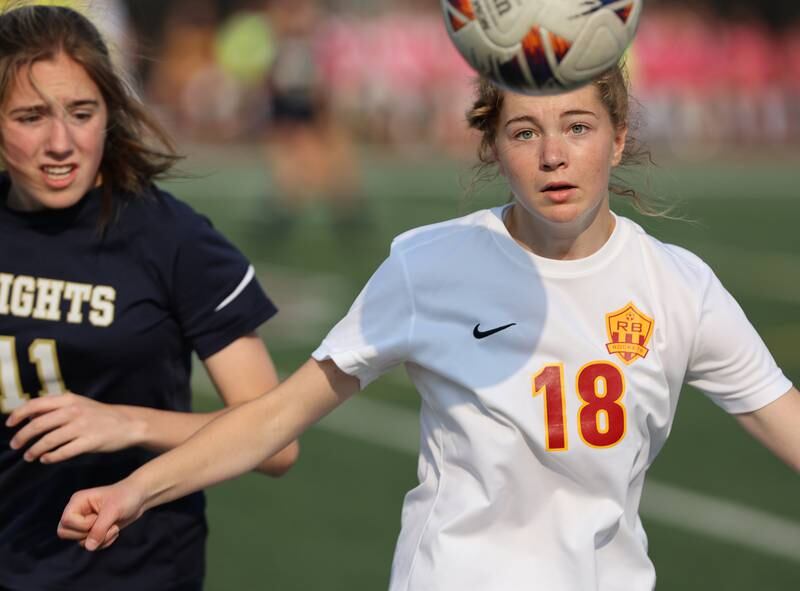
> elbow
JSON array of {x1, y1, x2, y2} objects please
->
[
  {"x1": 258, "y1": 440, "x2": 300, "y2": 478},
  {"x1": 774, "y1": 445, "x2": 800, "y2": 474}
]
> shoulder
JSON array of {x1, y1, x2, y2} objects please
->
[
  {"x1": 118, "y1": 185, "x2": 206, "y2": 228},
  {"x1": 114, "y1": 185, "x2": 214, "y2": 244},
  {"x1": 389, "y1": 208, "x2": 498, "y2": 258},
  {"x1": 620, "y1": 216, "x2": 715, "y2": 286}
]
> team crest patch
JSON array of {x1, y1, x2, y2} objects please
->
[{"x1": 605, "y1": 302, "x2": 654, "y2": 365}]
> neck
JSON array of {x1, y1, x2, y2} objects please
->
[
  {"x1": 504, "y1": 201, "x2": 615, "y2": 260},
  {"x1": 6, "y1": 185, "x2": 42, "y2": 212}
]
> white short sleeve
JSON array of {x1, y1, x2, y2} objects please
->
[
  {"x1": 686, "y1": 269, "x2": 792, "y2": 413},
  {"x1": 312, "y1": 249, "x2": 414, "y2": 388}
]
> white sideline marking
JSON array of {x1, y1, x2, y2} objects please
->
[
  {"x1": 641, "y1": 481, "x2": 800, "y2": 564},
  {"x1": 317, "y1": 396, "x2": 800, "y2": 564}
]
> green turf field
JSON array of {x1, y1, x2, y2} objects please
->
[{"x1": 165, "y1": 146, "x2": 799, "y2": 590}]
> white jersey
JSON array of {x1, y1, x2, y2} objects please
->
[{"x1": 311, "y1": 207, "x2": 791, "y2": 591}]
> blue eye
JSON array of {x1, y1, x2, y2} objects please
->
[
  {"x1": 516, "y1": 129, "x2": 534, "y2": 140},
  {"x1": 570, "y1": 124, "x2": 589, "y2": 135}
]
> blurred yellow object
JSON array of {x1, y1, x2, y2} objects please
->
[{"x1": 215, "y1": 11, "x2": 276, "y2": 86}]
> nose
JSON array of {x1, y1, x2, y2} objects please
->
[
  {"x1": 539, "y1": 135, "x2": 567, "y2": 171},
  {"x1": 45, "y1": 116, "x2": 74, "y2": 159}
]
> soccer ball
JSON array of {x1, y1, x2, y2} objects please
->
[{"x1": 442, "y1": 0, "x2": 642, "y2": 94}]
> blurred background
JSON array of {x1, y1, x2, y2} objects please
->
[
  {"x1": 90, "y1": 0, "x2": 800, "y2": 153},
  {"x1": 9, "y1": 0, "x2": 800, "y2": 588}
]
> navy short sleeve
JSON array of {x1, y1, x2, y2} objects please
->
[{"x1": 170, "y1": 211, "x2": 277, "y2": 359}]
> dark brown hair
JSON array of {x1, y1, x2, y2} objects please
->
[
  {"x1": 0, "y1": 3, "x2": 181, "y2": 226},
  {"x1": 466, "y1": 64, "x2": 655, "y2": 212}
]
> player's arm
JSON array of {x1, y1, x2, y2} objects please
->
[
  {"x1": 113, "y1": 333, "x2": 298, "y2": 476},
  {"x1": 6, "y1": 334, "x2": 298, "y2": 476},
  {"x1": 200, "y1": 334, "x2": 299, "y2": 476},
  {"x1": 735, "y1": 386, "x2": 800, "y2": 473},
  {"x1": 58, "y1": 358, "x2": 359, "y2": 550}
]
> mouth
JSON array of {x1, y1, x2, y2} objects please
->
[
  {"x1": 540, "y1": 182, "x2": 578, "y2": 203},
  {"x1": 42, "y1": 164, "x2": 77, "y2": 179},
  {"x1": 542, "y1": 182, "x2": 577, "y2": 192},
  {"x1": 40, "y1": 164, "x2": 79, "y2": 188}
]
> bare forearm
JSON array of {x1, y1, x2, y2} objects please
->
[
  {"x1": 118, "y1": 405, "x2": 223, "y2": 452},
  {"x1": 118, "y1": 404, "x2": 297, "y2": 476},
  {"x1": 126, "y1": 359, "x2": 356, "y2": 512},
  {"x1": 129, "y1": 395, "x2": 287, "y2": 511}
]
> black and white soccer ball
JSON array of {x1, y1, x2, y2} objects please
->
[{"x1": 442, "y1": 0, "x2": 643, "y2": 94}]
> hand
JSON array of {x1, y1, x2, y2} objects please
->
[
  {"x1": 5, "y1": 393, "x2": 141, "y2": 463},
  {"x1": 58, "y1": 481, "x2": 145, "y2": 551}
]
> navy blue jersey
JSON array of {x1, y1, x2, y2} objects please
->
[{"x1": 0, "y1": 174, "x2": 277, "y2": 591}]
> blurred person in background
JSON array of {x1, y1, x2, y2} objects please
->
[
  {"x1": 57, "y1": 60, "x2": 800, "y2": 590},
  {"x1": 146, "y1": 0, "x2": 271, "y2": 141},
  {"x1": 0, "y1": 5, "x2": 297, "y2": 590},
  {"x1": 213, "y1": 0, "x2": 277, "y2": 139},
  {"x1": 263, "y1": 0, "x2": 362, "y2": 233},
  {"x1": 145, "y1": 0, "x2": 228, "y2": 137}
]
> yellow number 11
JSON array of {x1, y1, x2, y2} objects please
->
[{"x1": 0, "y1": 336, "x2": 66, "y2": 413}]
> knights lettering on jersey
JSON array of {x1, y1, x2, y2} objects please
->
[{"x1": 0, "y1": 272, "x2": 116, "y2": 327}]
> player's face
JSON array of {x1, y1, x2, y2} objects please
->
[
  {"x1": 493, "y1": 83, "x2": 626, "y2": 235},
  {"x1": 0, "y1": 52, "x2": 107, "y2": 212}
]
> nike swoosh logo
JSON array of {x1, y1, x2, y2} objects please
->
[{"x1": 473, "y1": 323, "x2": 517, "y2": 339}]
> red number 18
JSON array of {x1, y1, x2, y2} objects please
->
[{"x1": 532, "y1": 361, "x2": 626, "y2": 451}]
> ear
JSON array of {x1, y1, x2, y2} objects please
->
[
  {"x1": 611, "y1": 124, "x2": 627, "y2": 167},
  {"x1": 492, "y1": 143, "x2": 506, "y2": 177}
]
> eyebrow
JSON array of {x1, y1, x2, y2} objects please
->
[
  {"x1": 504, "y1": 110, "x2": 599, "y2": 128},
  {"x1": 7, "y1": 99, "x2": 101, "y2": 116}
]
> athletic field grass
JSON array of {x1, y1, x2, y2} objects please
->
[{"x1": 164, "y1": 145, "x2": 799, "y2": 590}]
